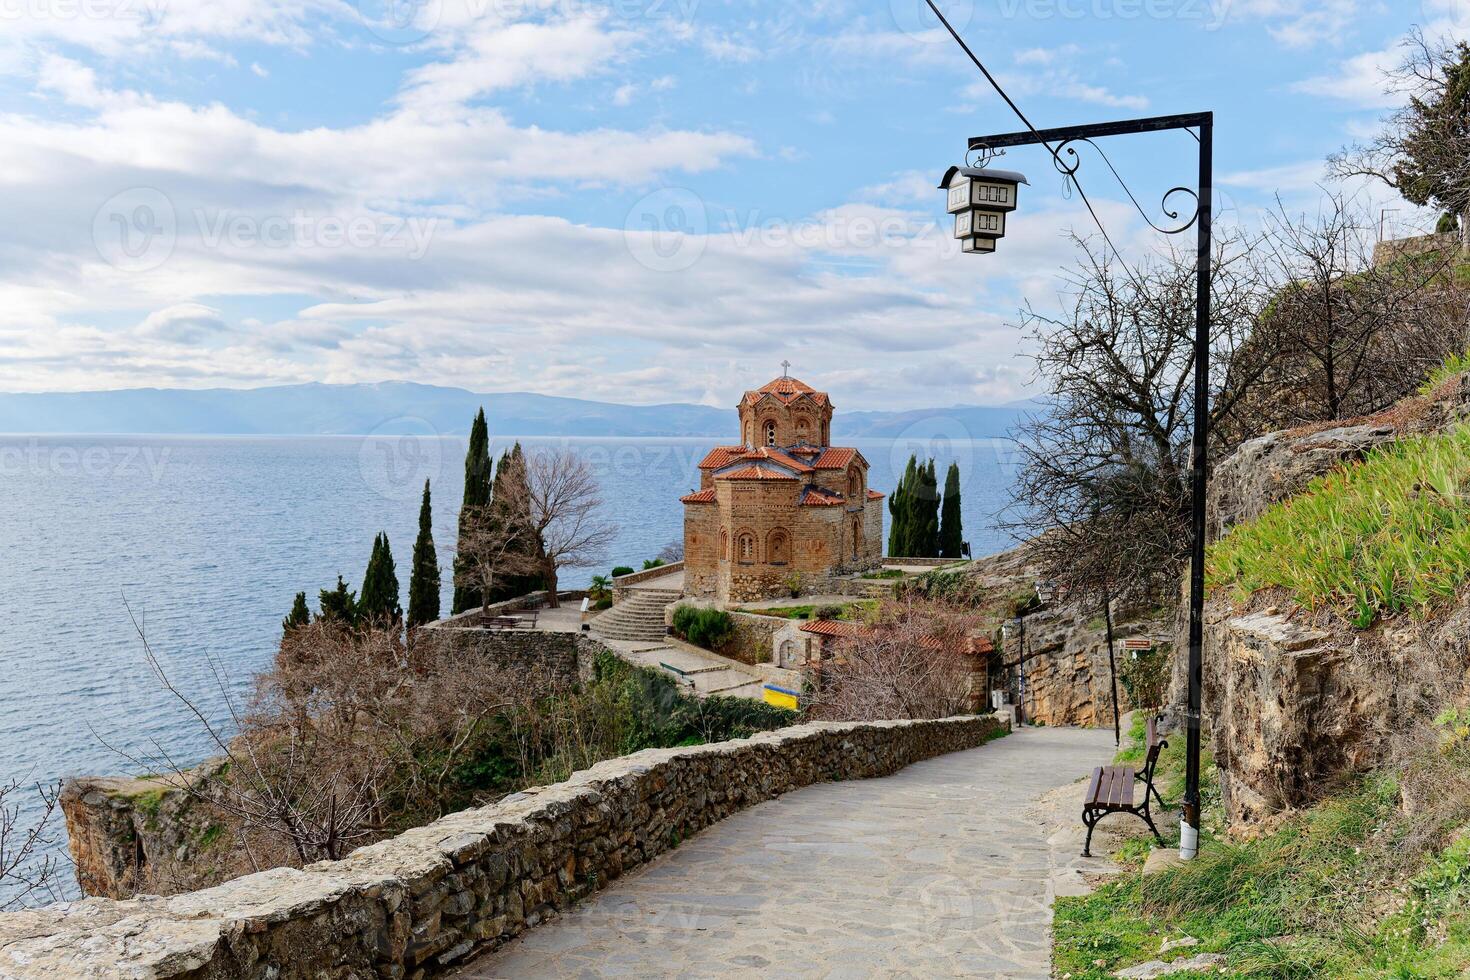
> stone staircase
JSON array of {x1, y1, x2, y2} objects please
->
[{"x1": 591, "y1": 588, "x2": 681, "y2": 643}]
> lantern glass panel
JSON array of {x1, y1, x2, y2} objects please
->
[
  {"x1": 954, "y1": 209, "x2": 1006, "y2": 239},
  {"x1": 946, "y1": 181, "x2": 971, "y2": 214}
]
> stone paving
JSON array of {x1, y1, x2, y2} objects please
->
[{"x1": 456, "y1": 726, "x2": 1117, "y2": 979}]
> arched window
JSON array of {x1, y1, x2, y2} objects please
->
[
  {"x1": 764, "y1": 419, "x2": 777, "y2": 447},
  {"x1": 767, "y1": 529, "x2": 790, "y2": 565},
  {"x1": 720, "y1": 530, "x2": 729, "y2": 560},
  {"x1": 794, "y1": 416, "x2": 811, "y2": 444},
  {"x1": 779, "y1": 639, "x2": 799, "y2": 668},
  {"x1": 852, "y1": 518, "x2": 863, "y2": 558},
  {"x1": 737, "y1": 532, "x2": 756, "y2": 564},
  {"x1": 847, "y1": 468, "x2": 862, "y2": 499}
]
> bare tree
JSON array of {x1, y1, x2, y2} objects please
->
[
  {"x1": 0, "y1": 778, "x2": 63, "y2": 911},
  {"x1": 806, "y1": 600, "x2": 980, "y2": 722},
  {"x1": 1007, "y1": 233, "x2": 1274, "y2": 605},
  {"x1": 121, "y1": 614, "x2": 525, "y2": 871},
  {"x1": 522, "y1": 450, "x2": 617, "y2": 608},
  {"x1": 1241, "y1": 193, "x2": 1463, "y2": 428},
  {"x1": 1329, "y1": 28, "x2": 1470, "y2": 250},
  {"x1": 656, "y1": 539, "x2": 684, "y2": 563},
  {"x1": 457, "y1": 487, "x2": 539, "y2": 616}
]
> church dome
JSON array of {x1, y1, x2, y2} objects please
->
[{"x1": 738, "y1": 368, "x2": 832, "y2": 448}]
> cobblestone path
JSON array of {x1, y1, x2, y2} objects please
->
[{"x1": 457, "y1": 726, "x2": 1117, "y2": 979}]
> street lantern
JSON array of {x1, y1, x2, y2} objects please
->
[{"x1": 938, "y1": 166, "x2": 1027, "y2": 254}]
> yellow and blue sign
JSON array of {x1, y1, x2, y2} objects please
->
[{"x1": 763, "y1": 684, "x2": 800, "y2": 711}]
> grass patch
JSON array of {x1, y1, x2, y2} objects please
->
[
  {"x1": 1055, "y1": 720, "x2": 1470, "y2": 978},
  {"x1": 860, "y1": 569, "x2": 907, "y2": 580},
  {"x1": 1420, "y1": 354, "x2": 1470, "y2": 395},
  {"x1": 1207, "y1": 423, "x2": 1470, "y2": 627},
  {"x1": 744, "y1": 600, "x2": 876, "y2": 621},
  {"x1": 198, "y1": 823, "x2": 225, "y2": 849}
]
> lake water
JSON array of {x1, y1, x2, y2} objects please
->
[{"x1": 0, "y1": 433, "x2": 1022, "y2": 902}]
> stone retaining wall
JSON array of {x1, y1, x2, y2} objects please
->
[
  {"x1": 8, "y1": 715, "x2": 1007, "y2": 978},
  {"x1": 610, "y1": 561, "x2": 684, "y2": 602},
  {"x1": 413, "y1": 623, "x2": 598, "y2": 690}
]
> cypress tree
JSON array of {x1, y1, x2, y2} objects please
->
[
  {"x1": 408, "y1": 479, "x2": 441, "y2": 629},
  {"x1": 887, "y1": 455, "x2": 917, "y2": 556},
  {"x1": 318, "y1": 575, "x2": 358, "y2": 625},
  {"x1": 452, "y1": 409, "x2": 493, "y2": 613},
  {"x1": 939, "y1": 461, "x2": 964, "y2": 559},
  {"x1": 916, "y1": 460, "x2": 940, "y2": 558},
  {"x1": 283, "y1": 591, "x2": 310, "y2": 633},
  {"x1": 360, "y1": 532, "x2": 402, "y2": 624}
]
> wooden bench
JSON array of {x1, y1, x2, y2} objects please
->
[
  {"x1": 485, "y1": 610, "x2": 538, "y2": 631},
  {"x1": 1081, "y1": 716, "x2": 1168, "y2": 857}
]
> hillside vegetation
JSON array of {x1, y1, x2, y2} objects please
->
[
  {"x1": 1208, "y1": 420, "x2": 1470, "y2": 627},
  {"x1": 1054, "y1": 717, "x2": 1470, "y2": 979}
]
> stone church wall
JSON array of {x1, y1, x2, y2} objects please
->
[{"x1": 10, "y1": 716, "x2": 1008, "y2": 977}]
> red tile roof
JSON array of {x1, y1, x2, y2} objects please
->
[
  {"x1": 754, "y1": 447, "x2": 814, "y2": 472},
  {"x1": 866, "y1": 489, "x2": 885, "y2": 500},
  {"x1": 680, "y1": 489, "x2": 716, "y2": 504},
  {"x1": 970, "y1": 635, "x2": 995, "y2": 655},
  {"x1": 799, "y1": 486, "x2": 845, "y2": 507},
  {"x1": 799, "y1": 619, "x2": 874, "y2": 639},
  {"x1": 812, "y1": 447, "x2": 858, "y2": 469},
  {"x1": 742, "y1": 376, "x2": 831, "y2": 407},
  {"x1": 698, "y1": 446, "x2": 746, "y2": 469},
  {"x1": 720, "y1": 465, "x2": 799, "y2": 481}
]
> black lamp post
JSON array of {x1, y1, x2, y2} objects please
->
[
  {"x1": 942, "y1": 111, "x2": 1212, "y2": 860},
  {"x1": 917, "y1": 0, "x2": 1217, "y2": 858}
]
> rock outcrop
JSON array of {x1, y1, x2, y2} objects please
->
[
  {"x1": 62, "y1": 767, "x2": 232, "y2": 901},
  {"x1": 1201, "y1": 371, "x2": 1470, "y2": 826},
  {"x1": 925, "y1": 546, "x2": 1173, "y2": 729}
]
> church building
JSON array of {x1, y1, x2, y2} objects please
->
[{"x1": 681, "y1": 371, "x2": 884, "y2": 603}]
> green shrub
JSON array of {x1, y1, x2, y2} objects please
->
[
  {"x1": 642, "y1": 558, "x2": 666, "y2": 570},
  {"x1": 782, "y1": 571, "x2": 805, "y2": 598},
  {"x1": 611, "y1": 565, "x2": 635, "y2": 577},
  {"x1": 671, "y1": 606, "x2": 736, "y2": 651},
  {"x1": 813, "y1": 604, "x2": 846, "y2": 620},
  {"x1": 593, "y1": 597, "x2": 613, "y2": 611}
]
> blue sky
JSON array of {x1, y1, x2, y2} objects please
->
[{"x1": 0, "y1": 0, "x2": 1464, "y2": 410}]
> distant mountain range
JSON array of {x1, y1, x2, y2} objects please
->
[{"x1": 0, "y1": 382, "x2": 1036, "y2": 439}]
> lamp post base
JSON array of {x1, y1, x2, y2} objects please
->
[{"x1": 1179, "y1": 816, "x2": 1199, "y2": 860}]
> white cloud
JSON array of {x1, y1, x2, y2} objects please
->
[
  {"x1": 397, "y1": 15, "x2": 637, "y2": 109},
  {"x1": 1293, "y1": 46, "x2": 1400, "y2": 108},
  {"x1": 136, "y1": 302, "x2": 229, "y2": 342}
]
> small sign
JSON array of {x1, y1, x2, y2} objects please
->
[{"x1": 763, "y1": 684, "x2": 800, "y2": 711}]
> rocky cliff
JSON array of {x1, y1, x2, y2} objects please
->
[
  {"x1": 922, "y1": 546, "x2": 1173, "y2": 729},
  {"x1": 62, "y1": 763, "x2": 242, "y2": 900},
  {"x1": 1201, "y1": 371, "x2": 1470, "y2": 826}
]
